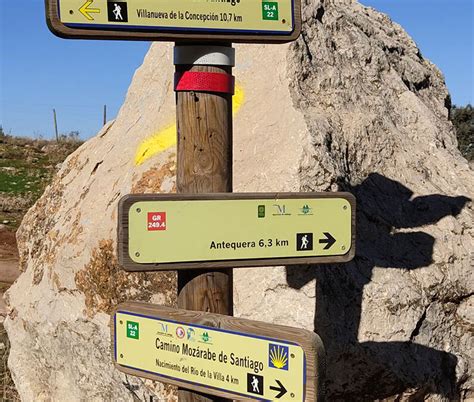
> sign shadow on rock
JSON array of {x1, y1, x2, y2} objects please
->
[{"x1": 286, "y1": 173, "x2": 471, "y2": 400}]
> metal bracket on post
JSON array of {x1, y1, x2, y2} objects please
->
[
  {"x1": 174, "y1": 45, "x2": 235, "y2": 67},
  {"x1": 174, "y1": 44, "x2": 234, "y2": 402}
]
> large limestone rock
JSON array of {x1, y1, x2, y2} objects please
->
[{"x1": 5, "y1": 0, "x2": 473, "y2": 400}]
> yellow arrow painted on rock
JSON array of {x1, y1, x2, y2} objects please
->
[
  {"x1": 134, "y1": 84, "x2": 245, "y2": 166},
  {"x1": 79, "y1": 0, "x2": 101, "y2": 21}
]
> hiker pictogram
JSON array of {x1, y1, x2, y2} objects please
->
[
  {"x1": 296, "y1": 233, "x2": 313, "y2": 251},
  {"x1": 107, "y1": 1, "x2": 128, "y2": 22},
  {"x1": 113, "y1": 4, "x2": 122, "y2": 20},
  {"x1": 247, "y1": 373, "x2": 264, "y2": 395}
]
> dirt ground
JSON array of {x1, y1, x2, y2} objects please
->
[
  {"x1": 0, "y1": 227, "x2": 20, "y2": 401},
  {"x1": 0, "y1": 227, "x2": 19, "y2": 316}
]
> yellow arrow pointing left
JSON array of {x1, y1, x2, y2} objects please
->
[{"x1": 79, "y1": 0, "x2": 101, "y2": 21}]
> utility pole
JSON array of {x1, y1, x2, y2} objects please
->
[
  {"x1": 103, "y1": 104, "x2": 107, "y2": 126},
  {"x1": 53, "y1": 108, "x2": 59, "y2": 142}
]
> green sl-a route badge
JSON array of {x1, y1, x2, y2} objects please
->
[
  {"x1": 112, "y1": 303, "x2": 325, "y2": 401},
  {"x1": 262, "y1": 2, "x2": 279, "y2": 20},
  {"x1": 45, "y1": 0, "x2": 302, "y2": 43},
  {"x1": 118, "y1": 193, "x2": 356, "y2": 271},
  {"x1": 126, "y1": 321, "x2": 139, "y2": 339}
]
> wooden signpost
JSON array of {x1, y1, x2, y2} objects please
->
[
  {"x1": 118, "y1": 193, "x2": 355, "y2": 271},
  {"x1": 44, "y1": 0, "x2": 354, "y2": 400},
  {"x1": 112, "y1": 302, "x2": 325, "y2": 401},
  {"x1": 174, "y1": 43, "x2": 235, "y2": 402}
]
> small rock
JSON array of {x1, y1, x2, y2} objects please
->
[{"x1": 0, "y1": 167, "x2": 15, "y2": 172}]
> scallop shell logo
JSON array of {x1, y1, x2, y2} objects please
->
[{"x1": 269, "y1": 344, "x2": 289, "y2": 370}]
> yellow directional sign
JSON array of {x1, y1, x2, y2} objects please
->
[
  {"x1": 79, "y1": 0, "x2": 101, "y2": 21},
  {"x1": 118, "y1": 193, "x2": 355, "y2": 271},
  {"x1": 45, "y1": 0, "x2": 301, "y2": 43},
  {"x1": 112, "y1": 303, "x2": 324, "y2": 401}
]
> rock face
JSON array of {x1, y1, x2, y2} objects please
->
[{"x1": 5, "y1": 0, "x2": 473, "y2": 400}]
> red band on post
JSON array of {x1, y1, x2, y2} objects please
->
[{"x1": 174, "y1": 71, "x2": 235, "y2": 94}]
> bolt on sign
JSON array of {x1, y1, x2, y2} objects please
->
[
  {"x1": 112, "y1": 303, "x2": 325, "y2": 401},
  {"x1": 45, "y1": 0, "x2": 301, "y2": 43},
  {"x1": 118, "y1": 193, "x2": 356, "y2": 271}
]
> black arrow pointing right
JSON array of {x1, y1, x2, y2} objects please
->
[
  {"x1": 270, "y1": 380, "x2": 288, "y2": 399},
  {"x1": 319, "y1": 232, "x2": 336, "y2": 250}
]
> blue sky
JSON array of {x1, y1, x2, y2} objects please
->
[{"x1": 0, "y1": 1, "x2": 472, "y2": 140}]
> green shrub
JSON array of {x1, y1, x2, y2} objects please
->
[{"x1": 451, "y1": 104, "x2": 474, "y2": 161}]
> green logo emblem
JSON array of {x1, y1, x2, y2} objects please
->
[
  {"x1": 258, "y1": 205, "x2": 266, "y2": 218},
  {"x1": 201, "y1": 332, "x2": 211, "y2": 343},
  {"x1": 301, "y1": 204, "x2": 312, "y2": 215},
  {"x1": 262, "y1": 2, "x2": 279, "y2": 21},
  {"x1": 126, "y1": 321, "x2": 139, "y2": 339}
]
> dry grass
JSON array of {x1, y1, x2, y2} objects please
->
[{"x1": 0, "y1": 133, "x2": 83, "y2": 229}]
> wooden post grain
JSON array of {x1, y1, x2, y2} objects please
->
[{"x1": 175, "y1": 44, "x2": 233, "y2": 402}]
